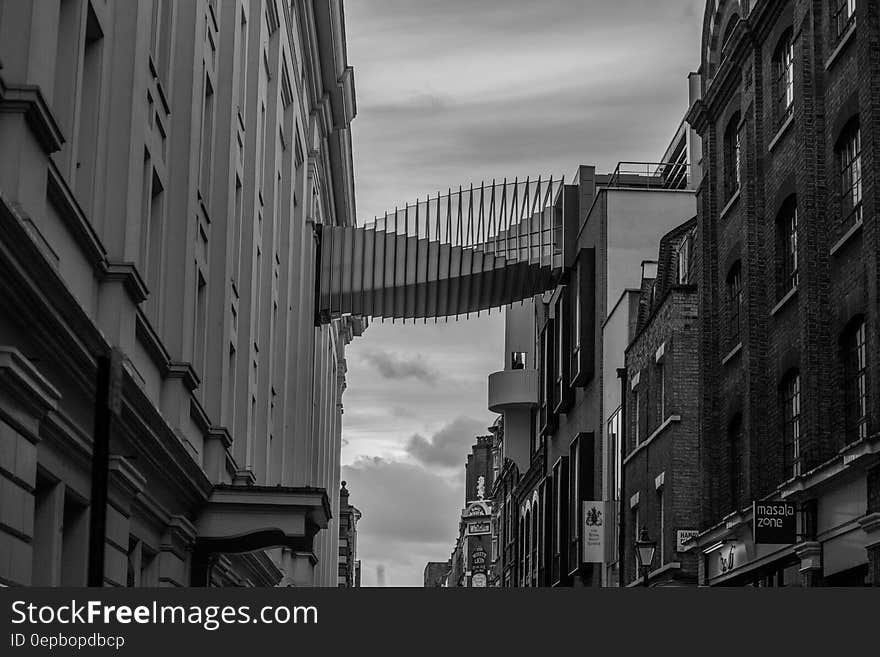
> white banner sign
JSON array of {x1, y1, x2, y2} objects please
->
[{"x1": 582, "y1": 501, "x2": 605, "y2": 564}]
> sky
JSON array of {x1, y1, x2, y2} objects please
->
[{"x1": 341, "y1": 0, "x2": 706, "y2": 587}]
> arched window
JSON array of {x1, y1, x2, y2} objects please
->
[
  {"x1": 724, "y1": 112, "x2": 742, "y2": 202},
  {"x1": 726, "y1": 261, "x2": 743, "y2": 349},
  {"x1": 728, "y1": 415, "x2": 746, "y2": 511},
  {"x1": 837, "y1": 117, "x2": 862, "y2": 229},
  {"x1": 842, "y1": 317, "x2": 868, "y2": 442},
  {"x1": 780, "y1": 371, "x2": 802, "y2": 479},
  {"x1": 773, "y1": 29, "x2": 794, "y2": 128},
  {"x1": 776, "y1": 198, "x2": 798, "y2": 299}
]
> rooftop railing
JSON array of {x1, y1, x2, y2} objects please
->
[{"x1": 606, "y1": 161, "x2": 692, "y2": 191}]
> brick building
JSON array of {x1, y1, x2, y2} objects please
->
[
  {"x1": 622, "y1": 219, "x2": 701, "y2": 586},
  {"x1": 686, "y1": 0, "x2": 880, "y2": 585}
]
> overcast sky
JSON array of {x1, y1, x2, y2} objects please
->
[{"x1": 341, "y1": 0, "x2": 705, "y2": 587}]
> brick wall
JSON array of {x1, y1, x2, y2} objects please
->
[{"x1": 623, "y1": 288, "x2": 700, "y2": 584}]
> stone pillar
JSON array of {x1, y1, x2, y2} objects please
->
[
  {"x1": 288, "y1": 550, "x2": 318, "y2": 587},
  {"x1": 0, "y1": 347, "x2": 60, "y2": 586},
  {"x1": 104, "y1": 456, "x2": 145, "y2": 586},
  {"x1": 159, "y1": 515, "x2": 196, "y2": 587},
  {"x1": 795, "y1": 541, "x2": 822, "y2": 587}
]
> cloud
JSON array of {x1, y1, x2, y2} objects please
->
[
  {"x1": 342, "y1": 457, "x2": 464, "y2": 585},
  {"x1": 358, "y1": 348, "x2": 440, "y2": 385},
  {"x1": 405, "y1": 417, "x2": 489, "y2": 469}
]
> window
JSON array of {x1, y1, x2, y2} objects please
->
[
  {"x1": 657, "y1": 360, "x2": 666, "y2": 423},
  {"x1": 511, "y1": 352, "x2": 527, "y2": 370},
  {"x1": 199, "y1": 71, "x2": 215, "y2": 198},
  {"x1": 676, "y1": 230, "x2": 694, "y2": 285},
  {"x1": 838, "y1": 119, "x2": 862, "y2": 229},
  {"x1": 657, "y1": 488, "x2": 665, "y2": 565},
  {"x1": 551, "y1": 457, "x2": 568, "y2": 584},
  {"x1": 607, "y1": 408, "x2": 622, "y2": 502},
  {"x1": 724, "y1": 113, "x2": 742, "y2": 202},
  {"x1": 773, "y1": 29, "x2": 794, "y2": 128},
  {"x1": 729, "y1": 415, "x2": 746, "y2": 511},
  {"x1": 843, "y1": 318, "x2": 868, "y2": 442},
  {"x1": 633, "y1": 386, "x2": 641, "y2": 447},
  {"x1": 776, "y1": 200, "x2": 799, "y2": 298},
  {"x1": 834, "y1": 0, "x2": 856, "y2": 41},
  {"x1": 237, "y1": 8, "x2": 248, "y2": 117},
  {"x1": 782, "y1": 371, "x2": 802, "y2": 479},
  {"x1": 727, "y1": 262, "x2": 743, "y2": 349}
]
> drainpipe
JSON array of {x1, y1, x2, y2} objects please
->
[{"x1": 616, "y1": 367, "x2": 628, "y2": 588}]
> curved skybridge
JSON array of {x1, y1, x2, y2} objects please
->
[{"x1": 316, "y1": 177, "x2": 570, "y2": 323}]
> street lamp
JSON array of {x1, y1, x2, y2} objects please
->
[{"x1": 634, "y1": 528, "x2": 657, "y2": 587}]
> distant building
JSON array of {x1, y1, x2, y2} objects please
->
[
  {"x1": 437, "y1": 435, "x2": 496, "y2": 587},
  {"x1": 338, "y1": 482, "x2": 362, "y2": 587}
]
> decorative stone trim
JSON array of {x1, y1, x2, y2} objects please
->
[
  {"x1": 108, "y1": 455, "x2": 146, "y2": 505},
  {"x1": 859, "y1": 512, "x2": 880, "y2": 537},
  {"x1": 161, "y1": 515, "x2": 197, "y2": 559},
  {"x1": 0, "y1": 75, "x2": 64, "y2": 153},
  {"x1": 794, "y1": 541, "x2": 822, "y2": 573},
  {"x1": 770, "y1": 286, "x2": 798, "y2": 317},
  {"x1": 100, "y1": 261, "x2": 149, "y2": 305},
  {"x1": 164, "y1": 361, "x2": 200, "y2": 392},
  {"x1": 0, "y1": 346, "x2": 61, "y2": 436}
]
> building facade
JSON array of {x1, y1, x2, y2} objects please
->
[
  {"x1": 687, "y1": 0, "x2": 880, "y2": 586},
  {"x1": 0, "y1": 0, "x2": 361, "y2": 587},
  {"x1": 621, "y1": 220, "x2": 701, "y2": 587}
]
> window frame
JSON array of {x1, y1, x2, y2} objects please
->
[
  {"x1": 724, "y1": 113, "x2": 743, "y2": 203},
  {"x1": 781, "y1": 371, "x2": 802, "y2": 479},
  {"x1": 773, "y1": 29, "x2": 795, "y2": 129},
  {"x1": 837, "y1": 119, "x2": 862, "y2": 230},
  {"x1": 776, "y1": 200, "x2": 799, "y2": 300},
  {"x1": 727, "y1": 262, "x2": 743, "y2": 350},
  {"x1": 843, "y1": 318, "x2": 868, "y2": 443}
]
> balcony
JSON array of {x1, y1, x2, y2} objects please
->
[{"x1": 488, "y1": 369, "x2": 539, "y2": 413}]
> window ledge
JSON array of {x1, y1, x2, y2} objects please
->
[
  {"x1": 624, "y1": 415, "x2": 681, "y2": 466},
  {"x1": 719, "y1": 190, "x2": 741, "y2": 221},
  {"x1": 829, "y1": 219, "x2": 863, "y2": 256},
  {"x1": 721, "y1": 342, "x2": 742, "y2": 366},
  {"x1": 768, "y1": 114, "x2": 794, "y2": 153},
  {"x1": 826, "y1": 23, "x2": 857, "y2": 71},
  {"x1": 771, "y1": 286, "x2": 798, "y2": 317}
]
